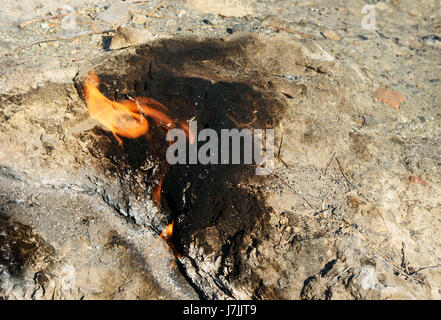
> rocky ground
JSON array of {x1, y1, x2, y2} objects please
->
[{"x1": 0, "y1": 0, "x2": 440, "y2": 300}]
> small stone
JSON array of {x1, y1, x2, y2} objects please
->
[
  {"x1": 226, "y1": 27, "x2": 233, "y2": 34},
  {"x1": 132, "y1": 14, "x2": 147, "y2": 25},
  {"x1": 262, "y1": 16, "x2": 283, "y2": 28},
  {"x1": 362, "y1": 114, "x2": 378, "y2": 127},
  {"x1": 322, "y1": 29, "x2": 341, "y2": 41},
  {"x1": 375, "y1": 2, "x2": 393, "y2": 12},
  {"x1": 421, "y1": 35, "x2": 441, "y2": 48},
  {"x1": 232, "y1": 24, "x2": 247, "y2": 33},
  {"x1": 187, "y1": 0, "x2": 254, "y2": 17},
  {"x1": 109, "y1": 27, "x2": 154, "y2": 50},
  {"x1": 96, "y1": 3, "x2": 130, "y2": 27},
  {"x1": 409, "y1": 39, "x2": 423, "y2": 50},
  {"x1": 177, "y1": 9, "x2": 187, "y2": 18},
  {"x1": 374, "y1": 88, "x2": 404, "y2": 110}
]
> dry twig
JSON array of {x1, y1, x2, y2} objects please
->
[
  {"x1": 410, "y1": 265, "x2": 441, "y2": 276},
  {"x1": 333, "y1": 266, "x2": 352, "y2": 281},
  {"x1": 147, "y1": 0, "x2": 166, "y2": 17},
  {"x1": 7, "y1": 29, "x2": 114, "y2": 55},
  {"x1": 267, "y1": 25, "x2": 317, "y2": 39},
  {"x1": 148, "y1": 15, "x2": 176, "y2": 19},
  {"x1": 324, "y1": 152, "x2": 336, "y2": 175},
  {"x1": 401, "y1": 241, "x2": 410, "y2": 274},
  {"x1": 335, "y1": 157, "x2": 359, "y2": 192},
  {"x1": 19, "y1": 11, "x2": 88, "y2": 28}
]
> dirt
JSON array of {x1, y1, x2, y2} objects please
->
[{"x1": 1, "y1": 0, "x2": 441, "y2": 300}]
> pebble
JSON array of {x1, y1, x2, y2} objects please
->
[
  {"x1": 421, "y1": 35, "x2": 441, "y2": 48},
  {"x1": 109, "y1": 27, "x2": 154, "y2": 50},
  {"x1": 132, "y1": 14, "x2": 148, "y2": 25},
  {"x1": 362, "y1": 114, "x2": 378, "y2": 127},
  {"x1": 409, "y1": 39, "x2": 423, "y2": 49},
  {"x1": 322, "y1": 29, "x2": 341, "y2": 41},
  {"x1": 232, "y1": 24, "x2": 247, "y2": 33},
  {"x1": 96, "y1": 3, "x2": 130, "y2": 26}
]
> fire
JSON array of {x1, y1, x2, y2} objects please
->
[
  {"x1": 152, "y1": 173, "x2": 165, "y2": 207},
  {"x1": 83, "y1": 70, "x2": 148, "y2": 146},
  {"x1": 160, "y1": 220, "x2": 181, "y2": 259},
  {"x1": 83, "y1": 70, "x2": 187, "y2": 261},
  {"x1": 83, "y1": 69, "x2": 194, "y2": 205},
  {"x1": 83, "y1": 69, "x2": 192, "y2": 146},
  {"x1": 145, "y1": 219, "x2": 181, "y2": 261}
]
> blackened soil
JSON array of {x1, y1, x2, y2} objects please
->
[{"x1": 76, "y1": 36, "x2": 285, "y2": 261}]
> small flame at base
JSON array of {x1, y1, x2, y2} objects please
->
[
  {"x1": 152, "y1": 174, "x2": 165, "y2": 208},
  {"x1": 160, "y1": 220, "x2": 181, "y2": 259}
]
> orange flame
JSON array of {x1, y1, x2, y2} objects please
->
[
  {"x1": 83, "y1": 70, "x2": 149, "y2": 146},
  {"x1": 84, "y1": 70, "x2": 187, "y2": 261},
  {"x1": 83, "y1": 69, "x2": 193, "y2": 146},
  {"x1": 152, "y1": 174, "x2": 164, "y2": 207},
  {"x1": 144, "y1": 219, "x2": 181, "y2": 264},
  {"x1": 160, "y1": 220, "x2": 181, "y2": 259}
]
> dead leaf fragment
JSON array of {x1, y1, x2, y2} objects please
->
[
  {"x1": 409, "y1": 176, "x2": 428, "y2": 186},
  {"x1": 374, "y1": 88, "x2": 404, "y2": 110}
]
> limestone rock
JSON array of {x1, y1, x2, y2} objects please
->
[{"x1": 109, "y1": 27, "x2": 154, "y2": 50}]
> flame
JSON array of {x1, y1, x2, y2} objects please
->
[
  {"x1": 152, "y1": 174, "x2": 164, "y2": 207},
  {"x1": 160, "y1": 220, "x2": 181, "y2": 259},
  {"x1": 144, "y1": 219, "x2": 181, "y2": 264},
  {"x1": 83, "y1": 69, "x2": 193, "y2": 145},
  {"x1": 160, "y1": 220, "x2": 174, "y2": 240},
  {"x1": 84, "y1": 70, "x2": 187, "y2": 261},
  {"x1": 83, "y1": 70, "x2": 149, "y2": 146}
]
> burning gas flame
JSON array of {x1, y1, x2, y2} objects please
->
[
  {"x1": 152, "y1": 173, "x2": 165, "y2": 207},
  {"x1": 83, "y1": 69, "x2": 193, "y2": 146},
  {"x1": 83, "y1": 69, "x2": 195, "y2": 205},
  {"x1": 160, "y1": 219, "x2": 181, "y2": 259},
  {"x1": 84, "y1": 70, "x2": 188, "y2": 261},
  {"x1": 144, "y1": 219, "x2": 181, "y2": 263}
]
